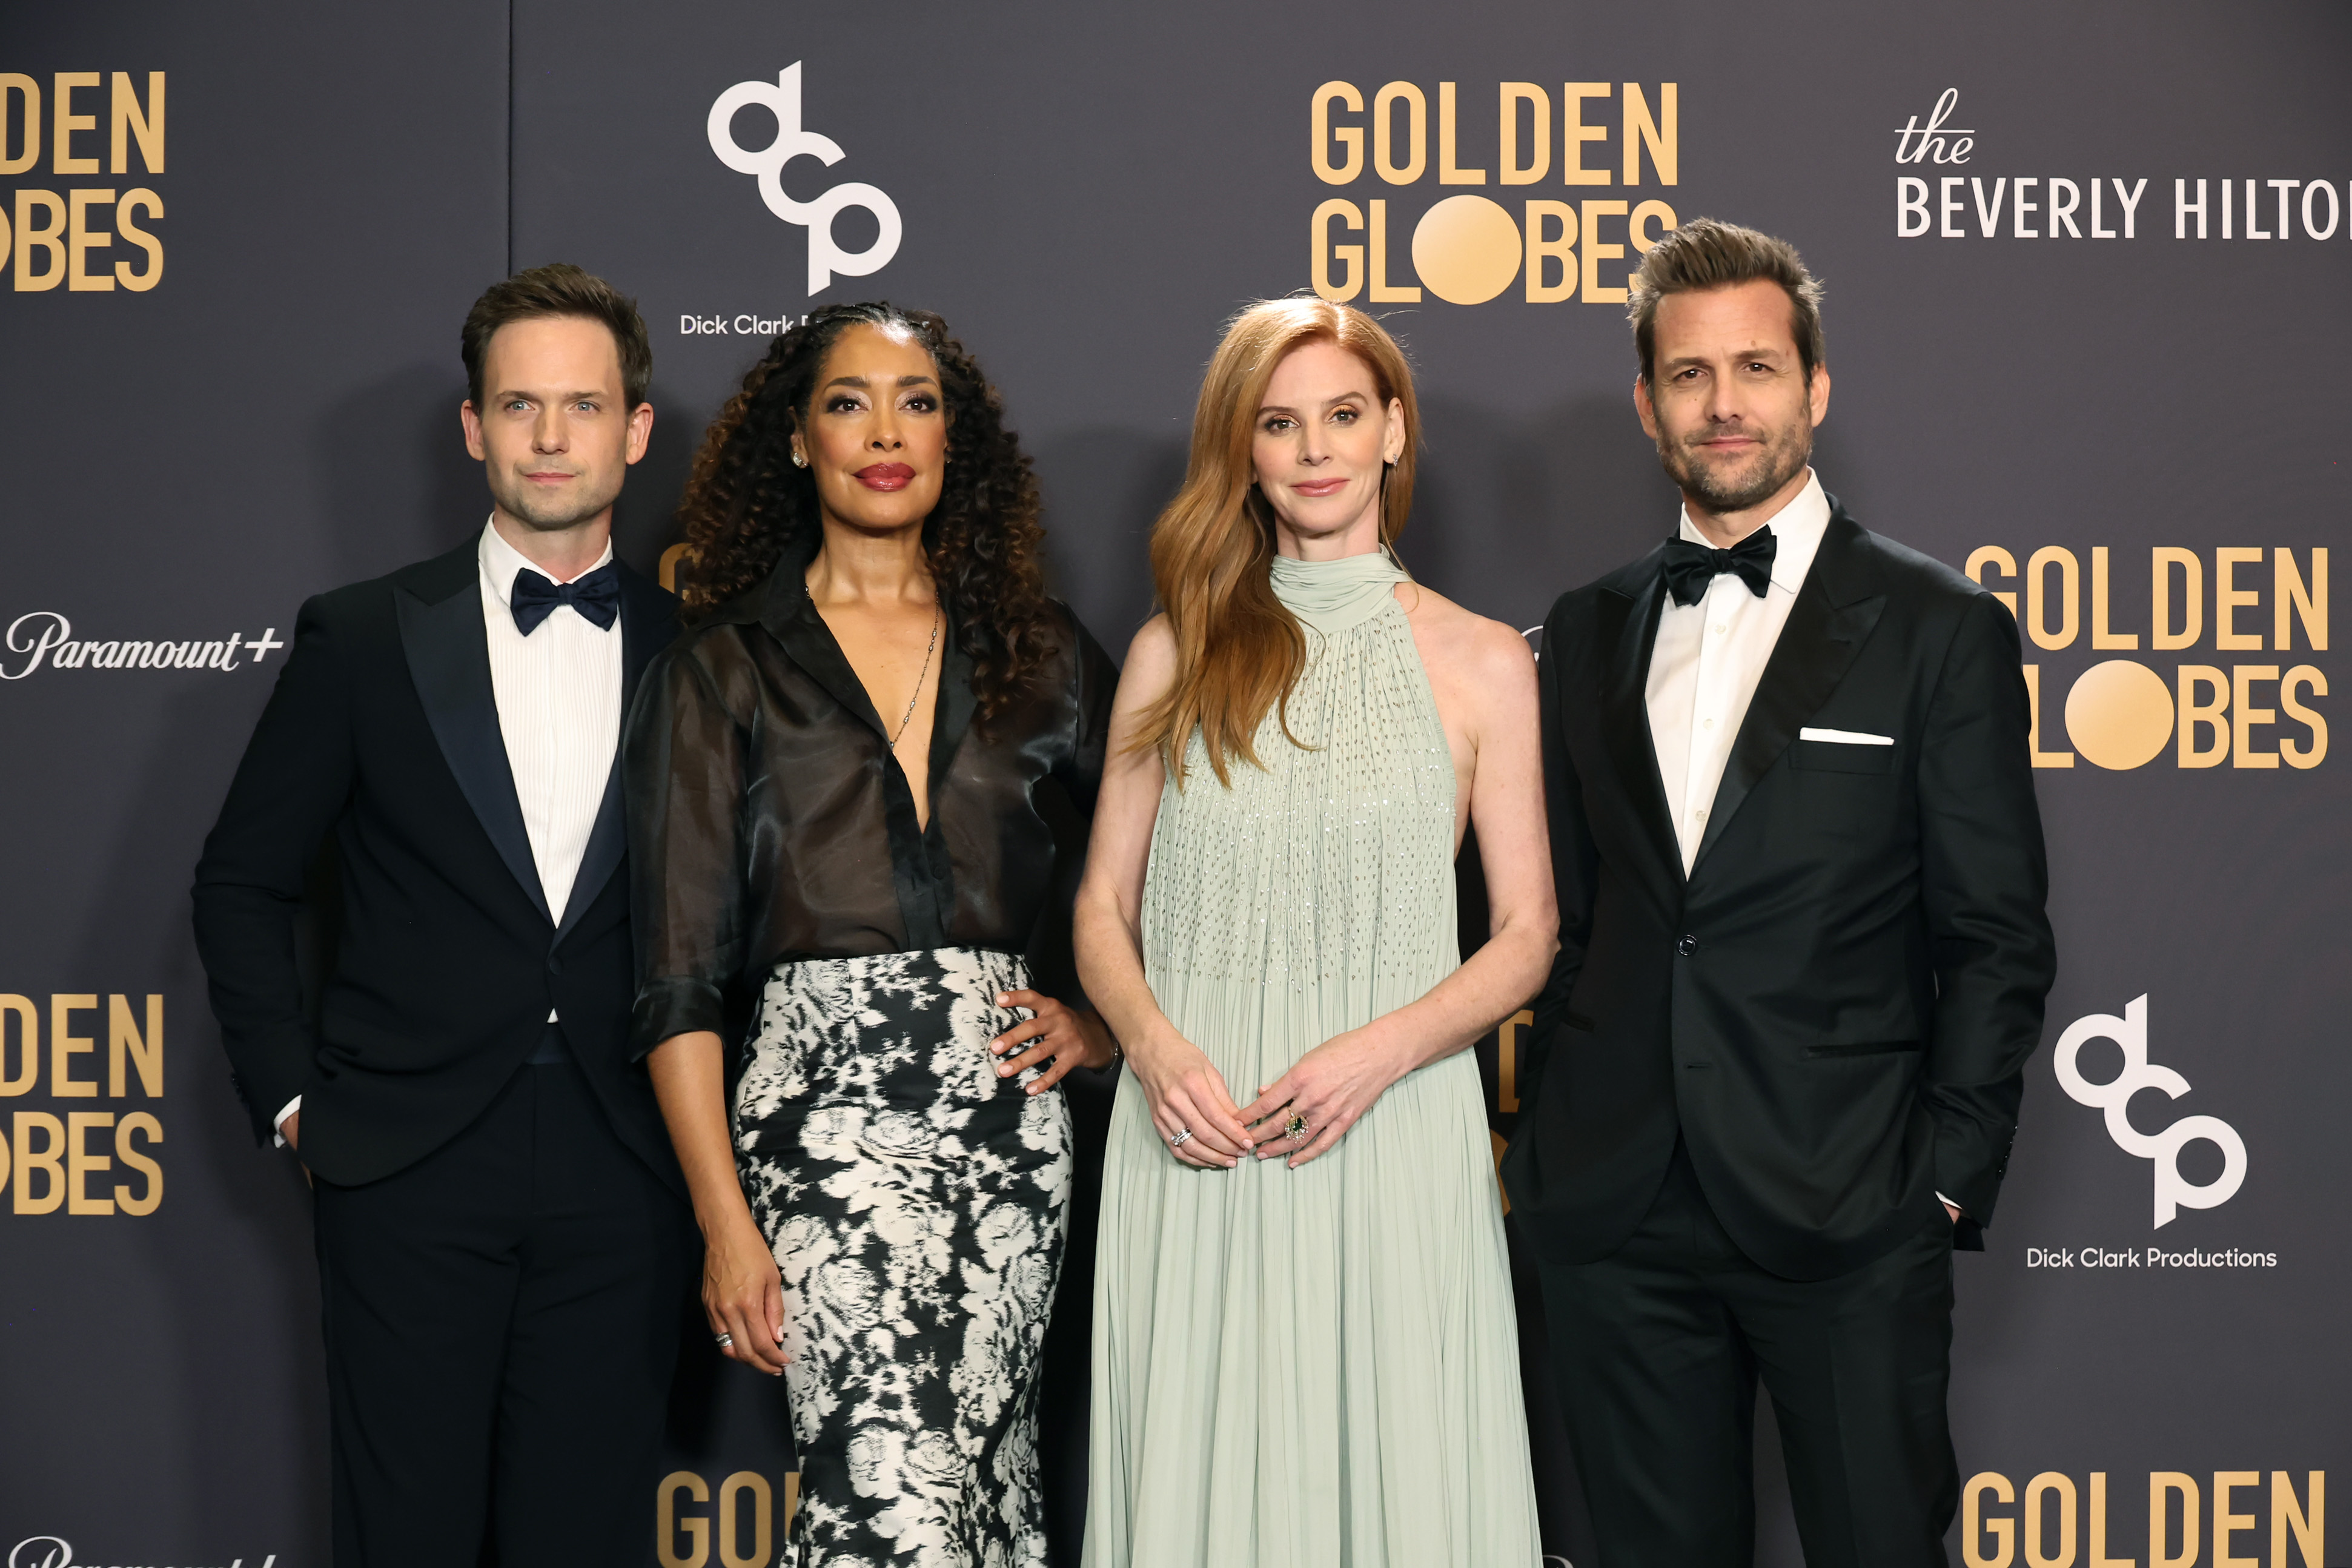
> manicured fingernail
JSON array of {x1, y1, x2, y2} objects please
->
[{"x1": 997, "y1": 993, "x2": 1010, "y2": 1004}]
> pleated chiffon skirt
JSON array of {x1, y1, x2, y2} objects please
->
[{"x1": 1085, "y1": 979, "x2": 1540, "y2": 1568}]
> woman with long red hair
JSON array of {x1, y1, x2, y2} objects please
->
[{"x1": 1076, "y1": 299, "x2": 1554, "y2": 1565}]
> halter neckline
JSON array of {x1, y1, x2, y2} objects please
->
[{"x1": 1268, "y1": 547, "x2": 1409, "y2": 634}]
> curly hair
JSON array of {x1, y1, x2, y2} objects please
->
[{"x1": 674, "y1": 302, "x2": 1058, "y2": 724}]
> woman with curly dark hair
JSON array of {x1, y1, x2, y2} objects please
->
[{"x1": 625, "y1": 303, "x2": 1119, "y2": 1566}]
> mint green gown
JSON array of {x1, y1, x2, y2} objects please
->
[{"x1": 1084, "y1": 549, "x2": 1542, "y2": 1568}]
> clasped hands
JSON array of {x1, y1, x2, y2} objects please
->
[{"x1": 1130, "y1": 1021, "x2": 1409, "y2": 1171}]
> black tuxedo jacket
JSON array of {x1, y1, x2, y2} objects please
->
[
  {"x1": 192, "y1": 538, "x2": 685, "y2": 1194},
  {"x1": 1502, "y1": 501, "x2": 2055, "y2": 1280}
]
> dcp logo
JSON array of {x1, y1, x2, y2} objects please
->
[
  {"x1": 708, "y1": 62, "x2": 902, "y2": 296},
  {"x1": 2054, "y1": 994, "x2": 2247, "y2": 1228}
]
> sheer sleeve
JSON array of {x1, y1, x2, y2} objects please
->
[
  {"x1": 624, "y1": 637, "x2": 750, "y2": 1057},
  {"x1": 1054, "y1": 612, "x2": 1118, "y2": 818}
]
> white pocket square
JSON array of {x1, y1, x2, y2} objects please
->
[{"x1": 1798, "y1": 727, "x2": 1894, "y2": 745}]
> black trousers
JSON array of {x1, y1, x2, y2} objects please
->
[
  {"x1": 1538, "y1": 1140, "x2": 1959, "y2": 1568},
  {"x1": 313, "y1": 1044, "x2": 693, "y2": 1567}
]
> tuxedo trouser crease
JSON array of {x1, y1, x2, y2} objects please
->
[
  {"x1": 313, "y1": 1034, "x2": 692, "y2": 1568},
  {"x1": 1538, "y1": 1140, "x2": 1958, "y2": 1568}
]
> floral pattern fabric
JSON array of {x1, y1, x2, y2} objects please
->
[{"x1": 737, "y1": 946, "x2": 1073, "y2": 1568}]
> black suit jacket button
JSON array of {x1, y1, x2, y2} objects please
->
[
  {"x1": 1676, "y1": 935, "x2": 1699, "y2": 956},
  {"x1": 546, "y1": 954, "x2": 564, "y2": 975}
]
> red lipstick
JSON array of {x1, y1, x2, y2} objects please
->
[{"x1": 856, "y1": 463, "x2": 915, "y2": 492}]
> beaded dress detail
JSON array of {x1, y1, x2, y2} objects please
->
[{"x1": 1084, "y1": 549, "x2": 1541, "y2": 1568}]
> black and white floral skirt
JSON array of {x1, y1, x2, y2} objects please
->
[{"x1": 735, "y1": 946, "x2": 1073, "y2": 1568}]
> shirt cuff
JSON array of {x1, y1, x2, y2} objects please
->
[
  {"x1": 1936, "y1": 1190, "x2": 1961, "y2": 1215},
  {"x1": 631, "y1": 976, "x2": 730, "y2": 1061},
  {"x1": 273, "y1": 1094, "x2": 302, "y2": 1150}
]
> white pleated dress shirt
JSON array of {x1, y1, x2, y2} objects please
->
[
  {"x1": 275, "y1": 519, "x2": 623, "y2": 1141},
  {"x1": 1644, "y1": 469, "x2": 1831, "y2": 874},
  {"x1": 475, "y1": 517, "x2": 624, "y2": 927},
  {"x1": 1641, "y1": 472, "x2": 1958, "y2": 1216}
]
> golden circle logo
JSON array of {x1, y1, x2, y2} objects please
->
[
  {"x1": 1410, "y1": 194, "x2": 1523, "y2": 304},
  {"x1": 2062, "y1": 659, "x2": 2175, "y2": 769}
]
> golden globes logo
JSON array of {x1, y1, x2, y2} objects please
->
[
  {"x1": 1967, "y1": 545, "x2": 2328, "y2": 769},
  {"x1": 1, "y1": 994, "x2": 165, "y2": 1217},
  {"x1": 1961, "y1": 1469, "x2": 2322, "y2": 1568},
  {"x1": 657, "y1": 1470, "x2": 799, "y2": 1568},
  {"x1": 1307, "y1": 80, "x2": 1681, "y2": 305},
  {"x1": 1, "y1": 71, "x2": 165, "y2": 292}
]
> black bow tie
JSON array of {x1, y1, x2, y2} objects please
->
[
  {"x1": 1661, "y1": 529, "x2": 1777, "y2": 607},
  {"x1": 509, "y1": 562, "x2": 620, "y2": 634}
]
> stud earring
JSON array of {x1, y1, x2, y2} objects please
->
[{"x1": 792, "y1": 451, "x2": 808, "y2": 468}]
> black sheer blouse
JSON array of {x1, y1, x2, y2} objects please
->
[{"x1": 623, "y1": 559, "x2": 1117, "y2": 1057}]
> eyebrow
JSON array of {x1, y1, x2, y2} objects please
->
[
  {"x1": 822, "y1": 374, "x2": 940, "y2": 391},
  {"x1": 1257, "y1": 392, "x2": 1370, "y2": 415},
  {"x1": 1661, "y1": 348, "x2": 1788, "y2": 369},
  {"x1": 494, "y1": 388, "x2": 612, "y2": 403}
]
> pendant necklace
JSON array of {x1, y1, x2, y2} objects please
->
[{"x1": 889, "y1": 603, "x2": 942, "y2": 750}]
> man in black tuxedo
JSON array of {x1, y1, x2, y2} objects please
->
[
  {"x1": 193, "y1": 264, "x2": 690, "y2": 1566},
  {"x1": 1503, "y1": 219, "x2": 2055, "y2": 1566}
]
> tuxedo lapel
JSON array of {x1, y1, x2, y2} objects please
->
[
  {"x1": 1691, "y1": 510, "x2": 1887, "y2": 870},
  {"x1": 557, "y1": 765, "x2": 625, "y2": 943},
  {"x1": 396, "y1": 548, "x2": 552, "y2": 925},
  {"x1": 555, "y1": 566, "x2": 674, "y2": 942},
  {"x1": 1596, "y1": 557, "x2": 1686, "y2": 898}
]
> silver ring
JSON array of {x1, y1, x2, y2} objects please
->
[
  {"x1": 714, "y1": 1332, "x2": 734, "y2": 1348},
  {"x1": 1169, "y1": 1128, "x2": 1193, "y2": 1149}
]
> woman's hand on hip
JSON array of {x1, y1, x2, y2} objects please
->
[
  {"x1": 1122, "y1": 1027, "x2": 1253, "y2": 1169},
  {"x1": 1238, "y1": 1022, "x2": 1411, "y2": 1169},
  {"x1": 990, "y1": 990, "x2": 1116, "y2": 1094},
  {"x1": 704, "y1": 1211, "x2": 789, "y2": 1376}
]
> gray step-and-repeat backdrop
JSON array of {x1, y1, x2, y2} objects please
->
[{"x1": 3, "y1": 2, "x2": 2344, "y2": 1564}]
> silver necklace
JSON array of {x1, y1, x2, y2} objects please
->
[{"x1": 889, "y1": 603, "x2": 942, "y2": 750}]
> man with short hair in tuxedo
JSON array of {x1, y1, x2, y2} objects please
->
[
  {"x1": 1504, "y1": 219, "x2": 2056, "y2": 1566},
  {"x1": 194, "y1": 263, "x2": 689, "y2": 1566}
]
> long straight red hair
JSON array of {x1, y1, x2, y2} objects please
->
[{"x1": 1136, "y1": 300, "x2": 1422, "y2": 786}]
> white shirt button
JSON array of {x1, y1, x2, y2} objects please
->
[
  {"x1": 1702, "y1": 718, "x2": 1714, "y2": 729},
  {"x1": 1712, "y1": 623, "x2": 1727, "y2": 634}
]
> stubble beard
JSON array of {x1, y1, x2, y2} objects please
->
[
  {"x1": 489, "y1": 463, "x2": 624, "y2": 534},
  {"x1": 1656, "y1": 417, "x2": 1813, "y2": 515}
]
